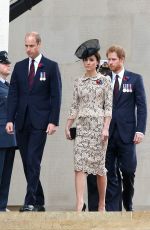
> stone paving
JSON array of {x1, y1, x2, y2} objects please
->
[{"x1": 0, "y1": 211, "x2": 150, "y2": 230}]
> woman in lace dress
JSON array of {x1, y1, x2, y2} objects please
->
[{"x1": 65, "y1": 39, "x2": 112, "y2": 211}]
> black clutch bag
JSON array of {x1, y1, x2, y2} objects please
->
[{"x1": 69, "y1": 127, "x2": 76, "y2": 139}]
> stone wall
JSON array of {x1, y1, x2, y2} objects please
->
[
  {"x1": 8, "y1": 0, "x2": 150, "y2": 210},
  {"x1": 0, "y1": 0, "x2": 9, "y2": 50}
]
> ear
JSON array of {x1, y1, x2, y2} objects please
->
[
  {"x1": 38, "y1": 42, "x2": 41, "y2": 47},
  {"x1": 121, "y1": 57, "x2": 125, "y2": 63}
]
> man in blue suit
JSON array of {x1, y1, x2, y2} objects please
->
[
  {"x1": 6, "y1": 32, "x2": 62, "y2": 211},
  {"x1": 105, "y1": 45, "x2": 147, "y2": 211},
  {"x1": 0, "y1": 51, "x2": 17, "y2": 211}
]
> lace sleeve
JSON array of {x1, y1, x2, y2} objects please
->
[
  {"x1": 104, "y1": 76, "x2": 112, "y2": 117},
  {"x1": 68, "y1": 79, "x2": 79, "y2": 119}
]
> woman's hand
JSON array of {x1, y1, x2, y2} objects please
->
[
  {"x1": 65, "y1": 119, "x2": 74, "y2": 140},
  {"x1": 101, "y1": 116, "x2": 111, "y2": 142},
  {"x1": 65, "y1": 126, "x2": 72, "y2": 140},
  {"x1": 101, "y1": 128, "x2": 109, "y2": 142}
]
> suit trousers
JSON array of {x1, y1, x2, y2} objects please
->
[
  {"x1": 16, "y1": 110, "x2": 47, "y2": 206},
  {"x1": 87, "y1": 174, "x2": 99, "y2": 211},
  {"x1": 106, "y1": 127, "x2": 136, "y2": 211},
  {"x1": 0, "y1": 148, "x2": 15, "y2": 211},
  {"x1": 87, "y1": 166, "x2": 122, "y2": 211}
]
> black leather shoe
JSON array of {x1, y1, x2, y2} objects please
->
[
  {"x1": 126, "y1": 208, "x2": 134, "y2": 211},
  {"x1": 124, "y1": 205, "x2": 134, "y2": 211},
  {"x1": 19, "y1": 205, "x2": 34, "y2": 212},
  {"x1": 33, "y1": 205, "x2": 45, "y2": 212}
]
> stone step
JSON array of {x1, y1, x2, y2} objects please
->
[{"x1": 0, "y1": 212, "x2": 150, "y2": 230}]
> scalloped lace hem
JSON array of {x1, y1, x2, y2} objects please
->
[{"x1": 74, "y1": 167, "x2": 107, "y2": 176}]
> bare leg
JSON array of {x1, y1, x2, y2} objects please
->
[
  {"x1": 97, "y1": 175, "x2": 107, "y2": 211},
  {"x1": 75, "y1": 171, "x2": 86, "y2": 211}
]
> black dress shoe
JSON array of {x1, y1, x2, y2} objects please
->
[
  {"x1": 82, "y1": 203, "x2": 86, "y2": 211},
  {"x1": 19, "y1": 205, "x2": 34, "y2": 212},
  {"x1": 126, "y1": 208, "x2": 134, "y2": 212},
  {"x1": 33, "y1": 205, "x2": 45, "y2": 212},
  {"x1": 124, "y1": 205, "x2": 134, "y2": 212}
]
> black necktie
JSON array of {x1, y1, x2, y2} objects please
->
[
  {"x1": 5, "y1": 81, "x2": 9, "y2": 87},
  {"x1": 113, "y1": 75, "x2": 119, "y2": 97},
  {"x1": 28, "y1": 59, "x2": 35, "y2": 89}
]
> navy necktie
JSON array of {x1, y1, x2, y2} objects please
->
[
  {"x1": 28, "y1": 59, "x2": 35, "y2": 89},
  {"x1": 4, "y1": 81, "x2": 9, "y2": 87},
  {"x1": 113, "y1": 75, "x2": 119, "y2": 97}
]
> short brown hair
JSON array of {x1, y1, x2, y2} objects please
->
[
  {"x1": 25, "y1": 32, "x2": 41, "y2": 44},
  {"x1": 106, "y1": 45, "x2": 126, "y2": 59}
]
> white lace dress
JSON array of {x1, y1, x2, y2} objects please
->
[{"x1": 68, "y1": 73, "x2": 112, "y2": 176}]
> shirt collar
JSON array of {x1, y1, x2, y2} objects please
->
[
  {"x1": 112, "y1": 67, "x2": 125, "y2": 81},
  {"x1": 0, "y1": 76, "x2": 6, "y2": 84},
  {"x1": 81, "y1": 73, "x2": 102, "y2": 81},
  {"x1": 29, "y1": 53, "x2": 42, "y2": 64}
]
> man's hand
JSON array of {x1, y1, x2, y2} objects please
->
[
  {"x1": 46, "y1": 123, "x2": 57, "y2": 135},
  {"x1": 6, "y1": 122, "x2": 14, "y2": 134},
  {"x1": 133, "y1": 132, "x2": 144, "y2": 144}
]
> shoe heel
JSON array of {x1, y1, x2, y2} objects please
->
[{"x1": 82, "y1": 203, "x2": 86, "y2": 211}]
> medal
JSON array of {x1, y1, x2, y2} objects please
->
[
  {"x1": 129, "y1": 84, "x2": 132, "y2": 92},
  {"x1": 40, "y1": 72, "x2": 43, "y2": 81},
  {"x1": 123, "y1": 84, "x2": 126, "y2": 92},
  {"x1": 126, "y1": 84, "x2": 129, "y2": 92},
  {"x1": 43, "y1": 72, "x2": 46, "y2": 81},
  {"x1": 40, "y1": 72, "x2": 46, "y2": 81}
]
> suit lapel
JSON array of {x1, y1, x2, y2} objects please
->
[
  {"x1": 110, "y1": 72, "x2": 118, "y2": 104},
  {"x1": 115, "y1": 80, "x2": 123, "y2": 103},
  {"x1": 22, "y1": 59, "x2": 30, "y2": 90}
]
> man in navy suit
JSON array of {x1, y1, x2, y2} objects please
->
[
  {"x1": 0, "y1": 51, "x2": 17, "y2": 211},
  {"x1": 6, "y1": 32, "x2": 62, "y2": 211},
  {"x1": 105, "y1": 45, "x2": 147, "y2": 211}
]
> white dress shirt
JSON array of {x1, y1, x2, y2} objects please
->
[
  {"x1": 28, "y1": 53, "x2": 42, "y2": 74},
  {"x1": 0, "y1": 76, "x2": 7, "y2": 84},
  {"x1": 112, "y1": 68, "x2": 125, "y2": 90}
]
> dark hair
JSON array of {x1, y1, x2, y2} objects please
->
[
  {"x1": 83, "y1": 52, "x2": 101, "y2": 70},
  {"x1": 106, "y1": 45, "x2": 125, "y2": 59},
  {"x1": 94, "y1": 52, "x2": 101, "y2": 63},
  {"x1": 95, "y1": 52, "x2": 101, "y2": 70}
]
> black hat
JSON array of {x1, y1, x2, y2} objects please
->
[
  {"x1": 75, "y1": 39, "x2": 100, "y2": 59},
  {"x1": 0, "y1": 51, "x2": 11, "y2": 64}
]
